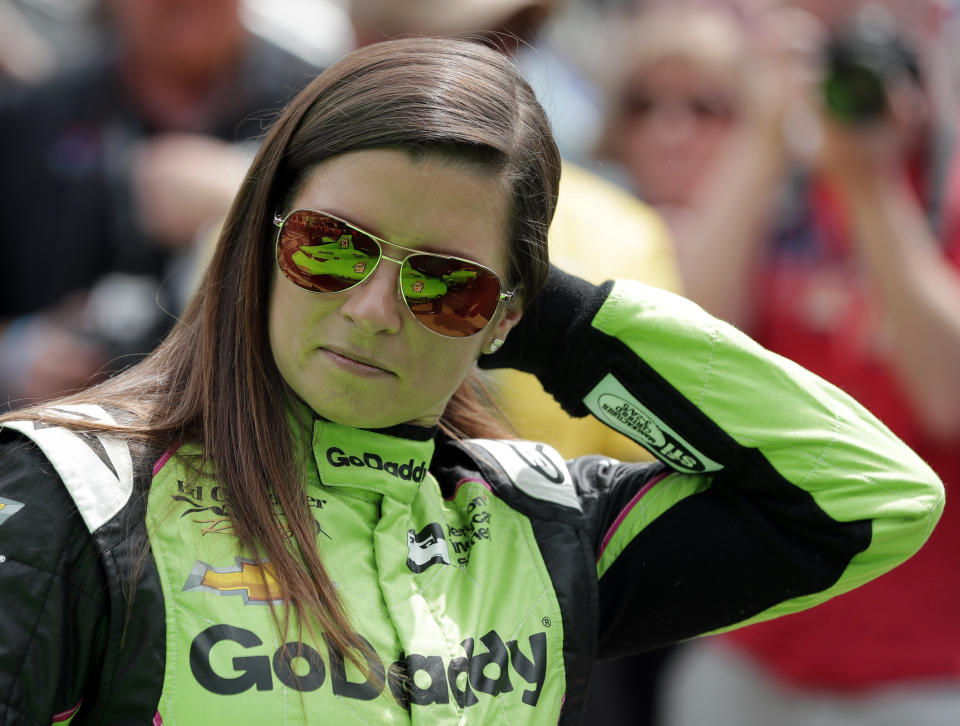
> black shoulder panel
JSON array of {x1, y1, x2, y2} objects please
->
[
  {"x1": 81, "y1": 442, "x2": 165, "y2": 725},
  {"x1": 0, "y1": 417, "x2": 167, "y2": 724}
]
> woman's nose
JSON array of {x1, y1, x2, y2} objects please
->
[{"x1": 338, "y1": 259, "x2": 405, "y2": 335}]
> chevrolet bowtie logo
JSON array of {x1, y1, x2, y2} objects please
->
[{"x1": 182, "y1": 558, "x2": 284, "y2": 605}]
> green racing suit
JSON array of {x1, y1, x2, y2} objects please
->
[{"x1": 0, "y1": 269, "x2": 944, "y2": 725}]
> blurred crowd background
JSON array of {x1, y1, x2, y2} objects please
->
[{"x1": 2, "y1": 1, "x2": 959, "y2": 724}]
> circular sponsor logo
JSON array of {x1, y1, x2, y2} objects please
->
[{"x1": 597, "y1": 394, "x2": 666, "y2": 448}]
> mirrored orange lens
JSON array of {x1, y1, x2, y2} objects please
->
[
  {"x1": 402, "y1": 255, "x2": 502, "y2": 336},
  {"x1": 277, "y1": 210, "x2": 380, "y2": 292}
]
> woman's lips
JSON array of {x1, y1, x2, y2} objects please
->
[{"x1": 321, "y1": 346, "x2": 396, "y2": 377}]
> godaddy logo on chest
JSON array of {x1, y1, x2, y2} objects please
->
[
  {"x1": 325, "y1": 446, "x2": 427, "y2": 482},
  {"x1": 190, "y1": 624, "x2": 547, "y2": 709}
]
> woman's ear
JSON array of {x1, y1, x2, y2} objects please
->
[{"x1": 482, "y1": 303, "x2": 522, "y2": 355}]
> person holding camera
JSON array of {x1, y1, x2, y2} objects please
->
[{"x1": 657, "y1": 2, "x2": 960, "y2": 725}]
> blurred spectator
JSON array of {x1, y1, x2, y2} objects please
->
[
  {"x1": 596, "y1": 3, "x2": 747, "y2": 240},
  {"x1": 350, "y1": 0, "x2": 604, "y2": 164},
  {"x1": 0, "y1": 0, "x2": 318, "y2": 408},
  {"x1": 646, "y1": 2, "x2": 960, "y2": 724}
]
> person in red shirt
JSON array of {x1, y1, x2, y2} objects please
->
[{"x1": 656, "y1": 2, "x2": 960, "y2": 724}]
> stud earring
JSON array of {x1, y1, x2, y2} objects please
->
[{"x1": 487, "y1": 338, "x2": 504, "y2": 354}]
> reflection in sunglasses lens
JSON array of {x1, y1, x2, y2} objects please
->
[
  {"x1": 403, "y1": 256, "x2": 499, "y2": 337},
  {"x1": 277, "y1": 211, "x2": 503, "y2": 337}
]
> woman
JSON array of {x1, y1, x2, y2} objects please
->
[
  {"x1": 595, "y1": 4, "x2": 745, "y2": 226},
  {"x1": 0, "y1": 38, "x2": 943, "y2": 725}
]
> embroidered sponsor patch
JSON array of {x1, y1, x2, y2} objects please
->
[
  {"x1": 324, "y1": 446, "x2": 428, "y2": 483},
  {"x1": 168, "y1": 478, "x2": 329, "y2": 539},
  {"x1": 467, "y1": 440, "x2": 580, "y2": 511},
  {"x1": 0, "y1": 496, "x2": 25, "y2": 528},
  {"x1": 182, "y1": 557, "x2": 285, "y2": 605},
  {"x1": 585, "y1": 374, "x2": 722, "y2": 474},
  {"x1": 406, "y1": 522, "x2": 451, "y2": 573},
  {"x1": 187, "y1": 623, "x2": 548, "y2": 707},
  {"x1": 447, "y1": 491, "x2": 492, "y2": 566}
]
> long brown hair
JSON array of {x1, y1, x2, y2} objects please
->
[{"x1": 1, "y1": 38, "x2": 561, "y2": 662}]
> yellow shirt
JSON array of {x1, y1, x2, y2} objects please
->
[{"x1": 492, "y1": 162, "x2": 681, "y2": 461}]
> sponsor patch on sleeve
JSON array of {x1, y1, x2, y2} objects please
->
[
  {"x1": 584, "y1": 373, "x2": 722, "y2": 474},
  {"x1": 0, "y1": 496, "x2": 24, "y2": 528},
  {"x1": 466, "y1": 439, "x2": 581, "y2": 511}
]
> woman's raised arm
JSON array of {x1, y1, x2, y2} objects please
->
[{"x1": 482, "y1": 267, "x2": 944, "y2": 655}]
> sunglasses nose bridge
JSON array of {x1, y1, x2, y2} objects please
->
[
  {"x1": 370, "y1": 253, "x2": 400, "y2": 291},
  {"x1": 373, "y1": 252, "x2": 414, "y2": 302},
  {"x1": 378, "y1": 251, "x2": 405, "y2": 267}
]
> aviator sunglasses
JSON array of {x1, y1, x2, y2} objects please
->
[{"x1": 274, "y1": 209, "x2": 516, "y2": 338}]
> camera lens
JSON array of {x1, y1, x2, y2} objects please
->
[
  {"x1": 820, "y1": 5, "x2": 919, "y2": 124},
  {"x1": 822, "y1": 59, "x2": 887, "y2": 123}
]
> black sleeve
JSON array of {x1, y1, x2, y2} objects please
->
[
  {"x1": 479, "y1": 266, "x2": 611, "y2": 416},
  {"x1": 486, "y1": 267, "x2": 943, "y2": 658},
  {"x1": 0, "y1": 431, "x2": 109, "y2": 725}
]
